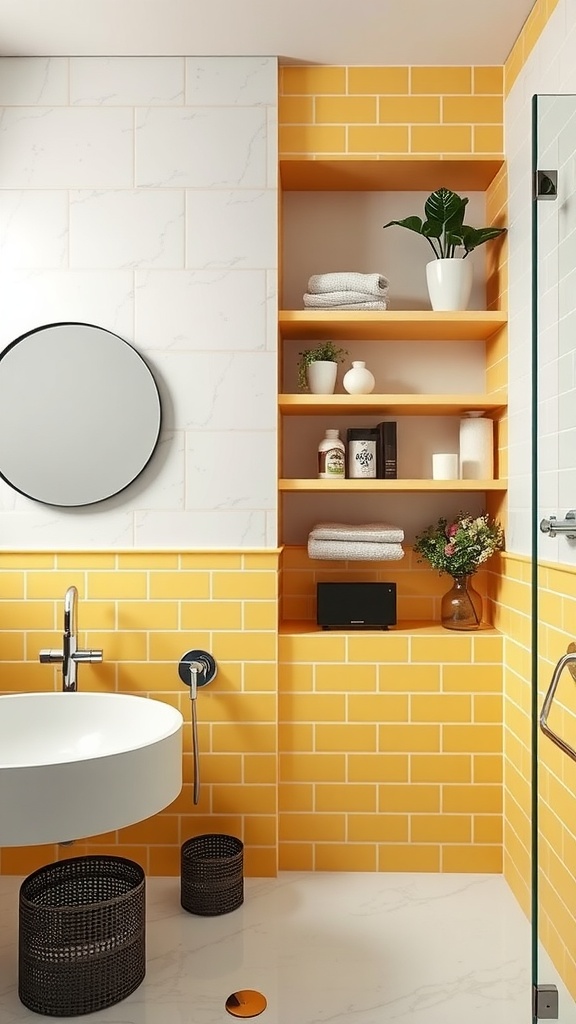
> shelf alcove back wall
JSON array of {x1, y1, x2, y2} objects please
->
[{"x1": 282, "y1": 191, "x2": 487, "y2": 310}]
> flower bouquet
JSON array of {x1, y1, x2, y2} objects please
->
[{"x1": 413, "y1": 512, "x2": 504, "y2": 630}]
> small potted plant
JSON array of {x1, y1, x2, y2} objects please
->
[
  {"x1": 413, "y1": 511, "x2": 504, "y2": 630},
  {"x1": 297, "y1": 340, "x2": 348, "y2": 394},
  {"x1": 383, "y1": 187, "x2": 507, "y2": 311}
]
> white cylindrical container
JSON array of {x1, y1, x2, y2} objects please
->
[
  {"x1": 318, "y1": 428, "x2": 345, "y2": 480},
  {"x1": 432, "y1": 453, "x2": 459, "y2": 480},
  {"x1": 342, "y1": 361, "x2": 375, "y2": 395},
  {"x1": 459, "y1": 411, "x2": 494, "y2": 480}
]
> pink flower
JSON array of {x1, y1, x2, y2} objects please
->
[
  {"x1": 444, "y1": 543, "x2": 455, "y2": 556},
  {"x1": 446, "y1": 523, "x2": 458, "y2": 539}
]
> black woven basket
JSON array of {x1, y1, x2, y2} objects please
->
[
  {"x1": 18, "y1": 855, "x2": 146, "y2": 1017},
  {"x1": 181, "y1": 833, "x2": 244, "y2": 916}
]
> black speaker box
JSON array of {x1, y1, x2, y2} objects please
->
[{"x1": 316, "y1": 582, "x2": 397, "y2": 630}]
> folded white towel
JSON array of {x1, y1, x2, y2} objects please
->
[
  {"x1": 310, "y1": 522, "x2": 405, "y2": 543},
  {"x1": 303, "y1": 293, "x2": 388, "y2": 310},
  {"x1": 308, "y1": 301, "x2": 389, "y2": 310},
  {"x1": 307, "y1": 537, "x2": 405, "y2": 561},
  {"x1": 308, "y1": 272, "x2": 389, "y2": 296}
]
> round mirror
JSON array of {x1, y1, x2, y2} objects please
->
[{"x1": 0, "y1": 322, "x2": 162, "y2": 506}]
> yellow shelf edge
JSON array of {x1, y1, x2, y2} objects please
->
[
  {"x1": 279, "y1": 393, "x2": 507, "y2": 415},
  {"x1": 279, "y1": 310, "x2": 507, "y2": 342},
  {"x1": 279, "y1": 619, "x2": 503, "y2": 636},
  {"x1": 279, "y1": 479, "x2": 507, "y2": 492}
]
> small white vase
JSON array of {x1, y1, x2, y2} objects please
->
[
  {"x1": 426, "y1": 258, "x2": 474, "y2": 311},
  {"x1": 306, "y1": 360, "x2": 338, "y2": 395},
  {"x1": 343, "y1": 360, "x2": 375, "y2": 395}
]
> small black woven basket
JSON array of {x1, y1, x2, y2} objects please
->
[
  {"x1": 181, "y1": 833, "x2": 244, "y2": 916},
  {"x1": 18, "y1": 855, "x2": 146, "y2": 1018}
]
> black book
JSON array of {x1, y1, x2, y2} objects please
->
[{"x1": 377, "y1": 421, "x2": 397, "y2": 479}]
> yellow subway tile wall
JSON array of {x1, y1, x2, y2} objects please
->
[
  {"x1": 0, "y1": 551, "x2": 278, "y2": 879},
  {"x1": 490, "y1": 553, "x2": 532, "y2": 918},
  {"x1": 279, "y1": 621, "x2": 503, "y2": 873},
  {"x1": 534, "y1": 561, "x2": 576, "y2": 1001},
  {"x1": 505, "y1": 0, "x2": 561, "y2": 95},
  {"x1": 279, "y1": 66, "x2": 504, "y2": 158}
]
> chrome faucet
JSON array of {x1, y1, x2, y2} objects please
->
[{"x1": 39, "y1": 585, "x2": 103, "y2": 691}]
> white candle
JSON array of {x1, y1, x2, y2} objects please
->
[{"x1": 432, "y1": 453, "x2": 459, "y2": 480}]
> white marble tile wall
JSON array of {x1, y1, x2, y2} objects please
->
[
  {"x1": 0, "y1": 56, "x2": 278, "y2": 549},
  {"x1": 505, "y1": 0, "x2": 576, "y2": 565}
]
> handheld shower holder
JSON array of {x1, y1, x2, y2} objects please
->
[
  {"x1": 178, "y1": 648, "x2": 217, "y2": 807},
  {"x1": 178, "y1": 649, "x2": 217, "y2": 694}
]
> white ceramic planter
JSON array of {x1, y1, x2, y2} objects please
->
[
  {"x1": 306, "y1": 360, "x2": 338, "y2": 394},
  {"x1": 426, "y1": 258, "x2": 474, "y2": 311}
]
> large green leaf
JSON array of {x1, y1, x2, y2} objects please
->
[
  {"x1": 424, "y1": 188, "x2": 466, "y2": 229},
  {"x1": 382, "y1": 216, "x2": 424, "y2": 234},
  {"x1": 459, "y1": 225, "x2": 506, "y2": 253},
  {"x1": 421, "y1": 220, "x2": 442, "y2": 239},
  {"x1": 445, "y1": 199, "x2": 468, "y2": 233}
]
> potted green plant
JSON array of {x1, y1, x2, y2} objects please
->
[
  {"x1": 297, "y1": 340, "x2": 348, "y2": 393},
  {"x1": 383, "y1": 187, "x2": 507, "y2": 311}
]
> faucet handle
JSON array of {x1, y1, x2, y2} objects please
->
[
  {"x1": 39, "y1": 649, "x2": 64, "y2": 664},
  {"x1": 74, "y1": 649, "x2": 104, "y2": 664}
]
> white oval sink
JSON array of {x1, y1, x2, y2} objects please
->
[{"x1": 0, "y1": 692, "x2": 183, "y2": 846}]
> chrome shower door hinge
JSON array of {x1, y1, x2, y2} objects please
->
[{"x1": 534, "y1": 984, "x2": 559, "y2": 1019}]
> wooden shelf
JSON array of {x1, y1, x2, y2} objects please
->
[
  {"x1": 279, "y1": 393, "x2": 506, "y2": 416},
  {"x1": 279, "y1": 619, "x2": 502, "y2": 636},
  {"x1": 279, "y1": 479, "x2": 507, "y2": 492},
  {"x1": 278, "y1": 155, "x2": 508, "y2": 548},
  {"x1": 279, "y1": 310, "x2": 507, "y2": 342},
  {"x1": 279, "y1": 158, "x2": 505, "y2": 192}
]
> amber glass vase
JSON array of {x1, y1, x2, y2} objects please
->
[{"x1": 440, "y1": 574, "x2": 482, "y2": 630}]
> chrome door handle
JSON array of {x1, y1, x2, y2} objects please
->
[{"x1": 540, "y1": 652, "x2": 576, "y2": 761}]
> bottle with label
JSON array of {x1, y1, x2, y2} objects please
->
[{"x1": 318, "y1": 428, "x2": 345, "y2": 479}]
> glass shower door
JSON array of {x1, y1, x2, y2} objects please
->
[{"x1": 533, "y1": 93, "x2": 576, "y2": 1024}]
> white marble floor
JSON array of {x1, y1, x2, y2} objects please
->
[{"x1": 0, "y1": 871, "x2": 564, "y2": 1024}]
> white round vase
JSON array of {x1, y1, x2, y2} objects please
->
[
  {"x1": 306, "y1": 360, "x2": 338, "y2": 395},
  {"x1": 426, "y1": 258, "x2": 474, "y2": 311},
  {"x1": 343, "y1": 361, "x2": 375, "y2": 395}
]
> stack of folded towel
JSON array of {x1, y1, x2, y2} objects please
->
[
  {"x1": 307, "y1": 522, "x2": 405, "y2": 561},
  {"x1": 303, "y1": 272, "x2": 389, "y2": 310}
]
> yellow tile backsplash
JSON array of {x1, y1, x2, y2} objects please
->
[
  {"x1": 378, "y1": 96, "x2": 441, "y2": 123},
  {"x1": 411, "y1": 125, "x2": 473, "y2": 153},
  {"x1": 316, "y1": 95, "x2": 378, "y2": 123},
  {"x1": 347, "y1": 67, "x2": 410, "y2": 94},
  {"x1": 279, "y1": 63, "x2": 504, "y2": 159},
  {"x1": 276, "y1": 545, "x2": 505, "y2": 873},
  {"x1": 473, "y1": 66, "x2": 504, "y2": 93},
  {"x1": 0, "y1": 551, "x2": 279, "y2": 879}
]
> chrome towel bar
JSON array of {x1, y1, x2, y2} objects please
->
[{"x1": 540, "y1": 650, "x2": 576, "y2": 762}]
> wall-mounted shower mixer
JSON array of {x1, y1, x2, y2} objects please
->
[{"x1": 178, "y1": 649, "x2": 217, "y2": 805}]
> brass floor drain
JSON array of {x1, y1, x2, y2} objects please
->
[{"x1": 225, "y1": 990, "x2": 267, "y2": 1017}]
